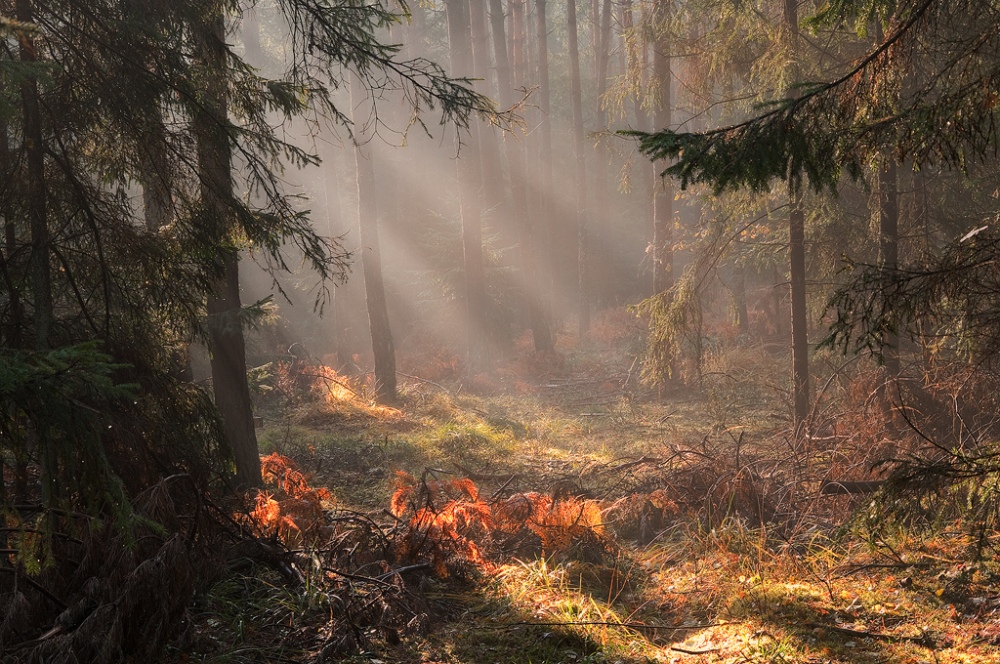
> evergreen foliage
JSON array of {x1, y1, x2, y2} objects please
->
[
  {"x1": 629, "y1": 0, "x2": 1000, "y2": 194},
  {"x1": 0, "y1": 0, "x2": 493, "y2": 533}
]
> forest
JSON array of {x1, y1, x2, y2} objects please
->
[{"x1": 3, "y1": 0, "x2": 1000, "y2": 662}]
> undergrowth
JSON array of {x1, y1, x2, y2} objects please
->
[{"x1": 8, "y1": 320, "x2": 1000, "y2": 663}]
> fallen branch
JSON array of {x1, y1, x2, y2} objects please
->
[
  {"x1": 453, "y1": 462, "x2": 518, "y2": 485},
  {"x1": 397, "y1": 371, "x2": 453, "y2": 396},
  {"x1": 671, "y1": 645, "x2": 719, "y2": 655},
  {"x1": 804, "y1": 622, "x2": 937, "y2": 648},
  {"x1": 471, "y1": 620, "x2": 737, "y2": 632},
  {"x1": 0, "y1": 568, "x2": 67, "y2": 610}
]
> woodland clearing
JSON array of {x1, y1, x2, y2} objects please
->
[{"x1": 148, "y1": 311, "x2": 1000, "y2": 664}]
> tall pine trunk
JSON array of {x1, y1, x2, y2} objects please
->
[
  {"x1": 785, "y1": 0, "x2": 810, "y2": 432},
  {"x1": 511, "y1": 0, "x2": 553, "y2": 352},
  {"x1": 0, "y1": 85, "x2": 22, "y2": 349},
  {"x1": 534, "y1": 0, "x2": 556, "y2": 321},
  {"x1": 567, "y1": 0, "x2": 589, "y2": 337},
  {"x1": 488, "y1": 0, "x2": 522, "y2": 274},
  {"x1": 878, "y1": 158, "x2": 899, "y2": 379},
  {"x1": 194, "y1": 7, "x2": 262, "y2": 488},
  {"x1": 623, "y1": 0, "x2": 654, "y2": 295},
  {"x1": 651, "y1": 0, "x2": 673, "y2": 297},
  {"x1": 17, "y1": 0, "x2": 52, "y2": 351},
  {"x1": 590, "y1": 0, "x2": 612, "y2": 308},
  {"x1": 446, "y1": 0, "x2": 488, "y2": 371},
  {"x1": 349, "y1": 74, "x2": 397, "y2": 404},
  {"x1": 472, "y1": 1, "x2": 508, "y2": 226}
]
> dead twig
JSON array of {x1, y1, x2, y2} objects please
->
[
  {"x1": 671, "y1": 645, "x2": 720, "y2": 655},
  {"x1": 471, "y1": 620, "x2": 738, "y2": 632},
  {"x1": 397, "y1": 371, "x2": 453, "y2": 396},
  {"x1": 804, "y1": 622, "x2": 937, "y2": 648}
]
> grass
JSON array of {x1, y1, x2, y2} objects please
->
[{"x1": 182, "y1": 317, "x2": 1000, "y2": 664}]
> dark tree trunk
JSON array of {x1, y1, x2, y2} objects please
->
[
  {"x1": 319, "y1": 138, "x2": 366, "y2": 374},
  {"x1": 789, "y1": 195, "x2": 809, "y2": 428},
  {"x1": 445, "y1": 0, "x2": 486, "y2": 373},
  {"x1": 349, "y1": 74, "x2": 397, "y2": 404},
  {"x1": 567, "y1": 0, "x2": 589, "y2": 337},
  {"x1": 0, "y1": 93, "x2": 22, "y2": 349},
  {"x1": 194, "y1": 8, "x2": 262, "y2": 489},
  {"x1": 879, "y1": 158, "x2": 899, "y2": 378},
  {"x1": 590, "y1": 0, "x2": 612, "y2": 308},
  {"x1": 446, "y1": 0, "x2": 488, "y2": 371},
  {"x1": 651, "y1": 0, "x2": 673, "y2": 297},
  {"x1": 733, "y1": 266, "x2": 749, "y2": 336},
  {"x1": 472, "y1": 1, "x2": 508, "y2": 221},
  {"x1": 489, "y1": 0, "x2": 513, "y2": 99},
  {"x1": 17, "y1": 0, "x2": 52, "y2": 351},
  {"x1": 623, "y1": 0, "x2": 654, "y2": 294},
  {"x1": 140, "y1": 112, "x2": 172, "y2": 233},
  {"x1": 785, "y1": 0, "x2": 810, "y2": 431},
  {"x1": 534, "y1": 0, "x2": 556, "y2": 319},
  {"x1": 488, "y1": 0, "x2": 522, "y2": 273},
  {"x1": 511, "y1": 0, "x2": 553, "y2": 353}
]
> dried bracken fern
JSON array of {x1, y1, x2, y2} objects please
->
[
  {"x1": 389, "y1": 472, "x2": 616, "y2": 574},
  {"x1": 243, "y1": 453, "x2": 334, "y2": 547}
]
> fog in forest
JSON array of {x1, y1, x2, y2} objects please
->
[
  {"x1": 10, "y1": 1, "x2": 1000, "y2": 662},
  {"x1": 234, "y1": 1, "x2": 686, "y2": 383}
]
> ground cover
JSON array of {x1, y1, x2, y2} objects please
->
[{"x1": 170, "y1": 314, "x2": 1000, "y2": 664}]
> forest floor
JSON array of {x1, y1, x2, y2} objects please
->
[{"x1": 176, "y1": 313, "x2": 1000, "y2": 664}]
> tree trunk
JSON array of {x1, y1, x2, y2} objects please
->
[
  {"x1": 488, "y1": 0, "x2": 522, "y2": 277},
  {"x1": 591, "y1": 0, "x2": 612, "y2": 308},
  {"x1": 878, "y1": 158, "x2": 899, "y2": 378},
  {"x1": 534, "y1": 0, "x2": 556, "y2": 321},
  {"x1": 623, "y1": 0, "x2": 654, "y2": 295},
  {"x1": 472, "y1": 1, "x2": 508, "y2": 222},
  {"x1": 733, "y1": 266, "x2": 749, "y2": 336},
  {"x1": 0, "y1": 90, "x2": 22, "y2": 349},
  {"x1": 511, "y1": 0, "x2": 554, "y2": 353},
  {"x1": 446, "y1": 0, "x2": 488, "y2": 371},
  {"x1": 651, "y1": 0, "x2": 673, "y2": 297},
  {"x1": 785, "y1": 0, "x2": 810, "y2": 432},
  {"x1": 789, "y1": 195, "x2": 809, "y2": 428},
  {"x1": 17, "y1": 0, "x2": 52, "y2": 351},
  {"x1": 318, "y1": 136, "x2": 366, "y2": 374},
  {"x1": 141, "y1": 112, "x2": 173, "y2": 233},
  {"x1": 194, "y1": 7, "x2": 262, "y2": 489},
  {"x1": 567, "y1": 0, "x2": 589, "y2": 337},
  {"x1": 349, "y1": 74, "x2": 397, "y2": 404}
]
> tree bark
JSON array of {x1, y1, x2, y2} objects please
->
[
  {"x1": 511, "y1": 0, "x2": 553, "y2": 353},
  {"x1": 534, "y1": 0, "x2": 556, "y2": 319},
  {"x1": 789, "y1": 194, "x2": 809, "y2": 428},
  {"x1": 623, "y1": 0, "x2": 654, "y2": 295},
  {"x1": 472, "y1": 0, "x2": 508, "y2": 221},
  {"x1": 651, "y1": 0, "x2": 673, "y2": 297},
  {"x1": 446, "y1": 0, "x2": 489, "y2": 371},
  {"x1": 0, "y1": 86, "x2": 22, "y2": 349},
  {"x1": 785, "y1": 0, "x2": 810, "y2": 431},
  {"x1": 488, "y1": 0, "x2": 522, "y2": 274},
  {"x1": 591, "y1": 0, "x2": 612, "y2": 308},
  {"x1": 567, "y1": 0, "x2": 589, "y2": 337},
  {"x1": 17, "y1": 0, "x2": 52, "y2": 350},
  {"x1": 349, "y1": 74, "x2": 397, "y2": 404},
  {"x1": 194, "y1": 7, "x2": 262, "y2": 488},
  {"x1": 878, "y1": 158, "x2": 899, "y2": 378}
]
